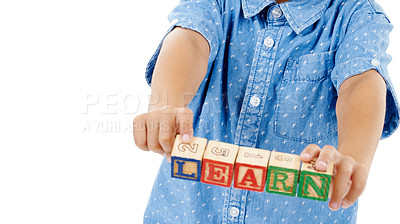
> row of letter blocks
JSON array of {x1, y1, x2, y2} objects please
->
[{"x1": 171, "y1": 135, "x2": 333, "y2": 201}]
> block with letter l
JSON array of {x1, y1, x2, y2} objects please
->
[
  {"x1": 265, "y1": 151, "x2": 301, "y2": 197},
  {"x1": 201, "y1": 140, "x2": 239, "y2": 187},
  {"x1": 298, "y1": 158, "x2": 334, "y2": 201},
  {"x1": 171, "y1": 135, "x2": 208, "y2": 181},
  {"x1": 234, "y1": 147, "x2": 270, "y2": 192}
]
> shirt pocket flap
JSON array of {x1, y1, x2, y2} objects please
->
[{"x1": 284, "y1": 51, "x2": 336, "y2": 82}]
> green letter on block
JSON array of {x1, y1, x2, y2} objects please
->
[
  {"x1": 298, "y1": 172, "x2": 331, "y2": 201},
  {"x1": 266, "y1": 167, "x2": 298, "y2": 197}
]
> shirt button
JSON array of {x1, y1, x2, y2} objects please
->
[
  {"x1": 250, "y1": 95, "x2": 261, "y2": 107},
  {"x1": 264, "y1": 37, "x2": 274, "y2": 48},
  {"x1": 371, "y1": 59, "x2": 380, "y2": 66},
  {"x1": 171, "y1": 18, "x2": 179, "y2": 25},
  {"x1": 271, "y1": 7, "x2": 283, "y2": 19},
  {"x1": 229, "y1": 207, "x2": 240, "y2": 218}
]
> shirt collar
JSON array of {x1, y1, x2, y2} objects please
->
[{"x1": 241, "y1": 0, "x2": 331, "y2": 34}]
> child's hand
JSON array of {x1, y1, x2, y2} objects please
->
[
  {"x1": 300, "y1": 144, "x2": 369, "y2": 211},
  {"x1": 133, "y1": 106, "x2": 194, "y2": 162}
]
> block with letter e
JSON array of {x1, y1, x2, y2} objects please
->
[
  {"x1": 171, "y1": 135, "x2": 208, "y2": 181},
  {"x1": 201, "y1": 140, "x2": 239, "y2": 187},
  {"x1": 265, "y1": 151, "x2": 301, "y2": 197},
  {"x1": 234, "y1": 147, "x2": 270, "y2": 192},
  {"x1": 298, "y1": 158, "x2": 334, "y2": 201}
]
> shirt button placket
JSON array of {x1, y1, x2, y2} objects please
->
[{"x1": 228, "y1": 17, "x2": 283, "y2": 224}]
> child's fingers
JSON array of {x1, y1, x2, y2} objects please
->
[
  {"x1": 329, "y1": 158, "x2": 353, "y2": 211},
  {"x1": 300, "y1": 144, "x2": 321, "y2": 162},
  {"x1": 176, "y1": 108, "x2": 194, "y2": 143},
  {"x1": 165, "y1": 154, "x2": 172, "y2": 163},
  {"x1": 341, "y1": 165, "x2": 368, "y2": 209},
  {"x1": 133, "y1": 114, "x2": 149, "y2": 151},
  {"x1": 146, "y1": 115, "x2": 164, "y2": 155},
  {"x1": 314, "y1": 145, "x2": 336, "y2": 171},
  {"x1": 159, "y1": 111, "x2": 177, "y2": 155}
]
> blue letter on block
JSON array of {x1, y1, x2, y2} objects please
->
[{"x1": 171, "y1": 157, "x2": 201, "y2": 181}]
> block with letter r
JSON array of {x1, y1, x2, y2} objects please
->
[
  {"x1": 170, "y1": 135, "x2": 207, "y2": 181},
  {"x1": 265, "y1": 151, "x2": 301, "y2": 197}
]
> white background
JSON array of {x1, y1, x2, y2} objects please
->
[{"x1": 0, "y1": 0, "x2": 398, "y2": 223}]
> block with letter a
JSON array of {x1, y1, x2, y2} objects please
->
[
  {"x1": 265, "y1": 151, "x2": 301, "y2": 197},
  {"x1": 234, "y1": 147, "x2": 270, "y2": 192},
  {"x1": 200, "y1": 140, "x2": 239, "y2": 187},
  {"x1": 171, "y1": 135, "x2": 208, "y2": 181},
  {"x1": 298, "y1": 158, "x2": 334, "y2": 201}
]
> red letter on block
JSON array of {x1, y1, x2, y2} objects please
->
[
  {"x1": 239, "y1": 168, "x2": 259, "y2": 187},
  {"x1": 234, "y1": 163, "x2": 267, "y2": 192},
  {"x1": 201, "y1": 159, "x2": 233, "y2": 187},
  {"x1": 207, "y1": 163, "x2": 228, "y2": 183}
]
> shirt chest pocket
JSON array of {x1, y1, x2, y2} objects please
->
[{"x1": 274, "y1": 51, "x2": 338, "y2": 143}]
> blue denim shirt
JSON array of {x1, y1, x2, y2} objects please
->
[{"x1": 144, "y1": 0, "x2": 399, "y2": 223}]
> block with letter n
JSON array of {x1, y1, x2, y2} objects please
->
[
  {"x1": 298, "y1": 158, "x2": 334, "y2": 201},
  {"x1": 234, "y1": 147, "x2": 270, "y2": 192},
  {"x1": 265, "y1": 151, "x2": 301, "y2": 197},
  {"x1": 171, "y1": 135, "x2": 208, "y2": 181},
  {"x1": 201, "y1": 140, "x2": 239, "y2": 187}
]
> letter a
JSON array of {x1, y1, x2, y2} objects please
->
[{"x1": 238, "y1": 168, "x2": 259, "y2": 188}]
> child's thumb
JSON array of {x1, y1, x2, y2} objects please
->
[{"x1": 176, "y1": 107, "x2": 194, "y2": 143}]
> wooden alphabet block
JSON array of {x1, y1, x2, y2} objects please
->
[
  {"x1": 200, "y1": 140, "x2": 239, "y2": 187},
  {"x1": 171, "y1": 135, "x2": 208, "y2": 181},
  {"x1": 265, "y1": 151, "x2": 301, "y2": 197},
  {"x1": 298, "y1": 158, "x2": 334, "y2": 201},
  {"x1": 233, "y1": 147, "x2": 270, "y2": 192}
]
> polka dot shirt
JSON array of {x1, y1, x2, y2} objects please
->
[{"x1": 144, "y1": 0, "x2": 399, "y2": 223}]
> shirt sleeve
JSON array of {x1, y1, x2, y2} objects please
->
[
  {"x1": 330, "y1": 9, "x2": 399, "y2": 139},
  {"x1": 144, "y1": 0, "x2": 223, "y2": 86}
]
